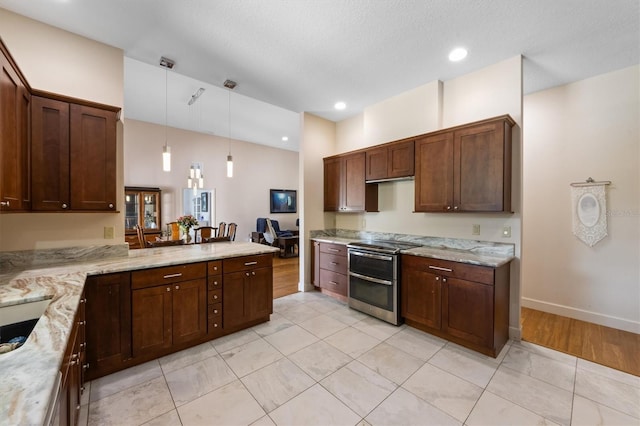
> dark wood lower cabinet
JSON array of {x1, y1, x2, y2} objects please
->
[
  {"x1": 223, "y1": 254, "x2": 273, "y2": 330},
  {"x1": 55, "y1": 295, "x2": 86, "y2": 426},
  {"x1": 85, "y1": 272, "x2": 131, "y2": 381},
  {"x1": 401, "y1": 254, "x2": 510, "y2": 357},
  {"x1": 84, "y1": 256, "x2": 274, "y2": 381}
]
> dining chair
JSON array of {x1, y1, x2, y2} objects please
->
[
  {"x1": 134, "y1": 225, "x2": 149, "y2": 248},
  {"x1": 216, "y1": 222, "x2": 227, "y2": 238},
  {"x1": 195, "y1": 226, "x2": 217, "y2": 243},
  {"x1": 226, "y1": 223, "x2": 237, "y2": 241}
]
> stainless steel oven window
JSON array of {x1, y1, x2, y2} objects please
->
[
  {"x1": 348, "y1": 251, "x2": 395, "y2": 281},
  {"x1": 349, "y1": 275, "x2": 395, "y2": 311}
]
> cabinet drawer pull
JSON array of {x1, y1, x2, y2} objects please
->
[
  {"x1": 428, "y1": 265, "x2": 452, "y2": 272},
  {"x1": 244, "y1": 261, "x2": 258, "y2": 266},
  {"x1": 0, "y1": 201, "x2": 9, "y2": 207},
  {"x1": 327, "y1": 248, "x2": 340, "y2": 252},
  {"x1": 328, "y1": 281, "x2": 338, "y2": 286},
  {"x1": 330, "y1": 262, "x2": 338, "y2": 265},
  {"x1": 163, "y1": 273, "x2": 183, "y2": 279}
]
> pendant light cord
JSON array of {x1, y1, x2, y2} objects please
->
[
  {"x1": 164, "y1": 67, "x2": 168, "y2": 148},
  {"x1": 228, "y1": 88, "x2": 231, "y2": 156}
]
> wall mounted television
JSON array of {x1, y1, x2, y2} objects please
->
[{"x1": 270, "y1": 189, "x2": 297, "y2": 213}]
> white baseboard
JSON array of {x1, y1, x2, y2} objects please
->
[
  {"x1": 522, "y1": 297, "x2": 640, "y2": 334},
  {"x1": 509, "y1": 326, "x2": 522, "y2": 341}
]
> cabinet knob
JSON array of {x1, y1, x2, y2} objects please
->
[
  {"x1": 175, "y1": 285, "x2": 180, "y2": 290},
  {"x1": 62, "y1": 203, "x2": 68, "y2": 209},
  {"x1": 213, "y1": 323, "x2": 218, "y2": 328},
  {"x1": 108, "y1": 203, "x2": 114, "y2": 209},
  {"x1": 0, "y1": 201, "x2": 9, "y2": 207},
  {"x1": 446, "y1": 206, "x2": 451, "y2": 211},
  {"x1": 213, "y1": 309, "x2": 218, "y2": 314},
  {"x1": 246, "y1": 272, "x2": 250, "y2": 276},
  {"x1": 453, "y1": 206, "x2": 459, "y2": 211},
  {"x1": 78, "y1": 320, "x2": 85, "y2": 326},
  {"x1": 435, "y1": 276, "x2": 440, "y2": 281},
  {"x1": 80, "y1": 298, "x2": 87, "y2": 304},
  {"x1": 76, "y1": 405, "x2": 81, "y2": 411},
  {"x1": 213, "y1": 295, "x2": 218, "y2": 300},
  {"x1": 251, "y1": 271, "x2": 256, "y2": 276},
  {"x1": 166, "y1": 287, "x2": 171, "y2": 292},
  {"x1": 443, "y1": 278, "x2": 447, "y2": 283}
]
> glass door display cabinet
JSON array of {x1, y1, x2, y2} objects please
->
[{"x1": 124, "y1": 187, "x2": 161, "y2": 249}]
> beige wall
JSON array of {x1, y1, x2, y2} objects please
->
[
  {"x1": 300, "y1": 113, "x2": 337, "y2": 289},
  {"x1": 0, "y1": 9, "x2": 124, "y2": 252},
  {"x1": 124, "y1": 120, "x2": 299, "y2": 243},
  {"x1": 522, "y1": 65, "x2": 640, "y2": 333},
  {"x1": 328, "y1": 56, "x2": 524, "y2": 336}
]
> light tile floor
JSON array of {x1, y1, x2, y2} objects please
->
[{"x1": 81, "y1": 291, "x2": 640, "y2": 426}]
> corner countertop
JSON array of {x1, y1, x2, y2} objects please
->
[
  {"x1": 310, "y1": 236, "x2": 514, "y2": 268},
  {"x1": 0, "y1": 242, "x2": 279, "y2": 425}
]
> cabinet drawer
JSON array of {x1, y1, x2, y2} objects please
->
[
  {"x1": 208, "y1": 316, "x2": 223, "y2": 333},
  {"x1": 208, "y1": 289, "x2": 223, "y2": 305},
  {"x1": 131, "y1": 262, "x2": 207, "y2": 289},
  {"x1": 208, "y1": 260, "x2": 222, "y2": 275},
  {"x1": 319, "y1": 242, "x2": 347, "y2": 256},
  {"x1": 402, "y1": 255, "x2": 494, "y2": 285},
  {"x1": 208, "y1": 275, "x2": 222, "y2": 291},
  {"x1": 223, "y1": 254, "x2": 272, "y2": 273},
  {"x1": 208, "y1": 302, "x2": 222, "y2": 317},
  {"x1": 319, "y1": 253, "x2": 348, "y2": 274},
  {"x1": 319, "y1": 269, "x2": 347, "y2": 295}
]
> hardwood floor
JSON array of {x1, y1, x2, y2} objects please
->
[
  {"x1": 521, "y1": 307, "x2": 640, "y2": 376},
  {"x1": 272, "y1": 255, "x2": 299, "y2": 299}
]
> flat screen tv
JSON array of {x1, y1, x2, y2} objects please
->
[{"x1": 270, "y1": 189, "x2": 297, "y2": 213}]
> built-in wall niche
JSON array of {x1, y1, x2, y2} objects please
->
[{"x1": 182, "y1": 188, "x2": 215, "y2": 227}]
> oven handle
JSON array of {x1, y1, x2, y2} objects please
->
[
  {"x1": 349, "y1": 251, "x2": 393, "y2": 262},
  {"x1": 349, "y1": 271, "x2": 393, "y2": 286}
]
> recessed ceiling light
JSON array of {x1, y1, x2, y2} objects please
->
[
  {"x1": 448, "y1": 47, "x2": 468, "y2": 62},
  {"x1": 334, "y1": 101, "x2": 346, "y2": 110},
  {"x1": 282, "y1": 136, "x2": 289, "y2": 141}
]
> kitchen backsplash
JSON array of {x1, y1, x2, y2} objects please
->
[
  {"x1": 311, "y1": 229, "x2": 515, "y2": 257},
  {"x1": 0, "y1": 244, "x2": 129, "y2": 271}
]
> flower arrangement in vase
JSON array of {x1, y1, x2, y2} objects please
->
[{"x1": 176, "y1": 215, "x2": 199, "y2": 243}]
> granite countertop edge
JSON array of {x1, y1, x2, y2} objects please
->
[
  {"x1": 310, "y1": 236, "x2": 514, "y2": 268},
  {"x1": 0, "y1": 242, "x2": 279, "y2": 425}
]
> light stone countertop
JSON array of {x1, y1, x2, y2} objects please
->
[
  {"x1": 0, "y1": 242, "x2": 279, "y2": 425},
  {"x1": 310, "y1": 236, "x2": 514, "y2": 268}
]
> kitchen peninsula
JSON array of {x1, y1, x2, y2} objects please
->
[{"x1": 0, "y1": 242, "x2": 279, "y2": 425}]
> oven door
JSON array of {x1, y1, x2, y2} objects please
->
[
  {"x1": 348, "y1": 273, "x2": 394, "y2": 312},
  {"x1": 348, "y1": 250, "x2": 394, "y2": 281}
]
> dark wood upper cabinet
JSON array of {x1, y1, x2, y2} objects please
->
[
  {"x1": 30, "y1": 95, "x2": 118, "y2": 211},
  {"x1": 415, "y1": 115, "x2": 514, "y2": 213},
  {"x1": 31, "y1": 96, "x2": 70, "y2": 210},
  {"x1": 366, "y1": 140, "x2": 414, "y2": 182},
  {"x1": 70, "y1": 103, "x2": 117, "y2": 211},
  {"x1": 1, "y1": 38, "x2": 120, "y2": 214},
  {"x1": 324, "y1": 152, "x2": 378, "y2": 212},
  {"x1": 0, "y1": 40, "x2": 30, "y2": 212}
]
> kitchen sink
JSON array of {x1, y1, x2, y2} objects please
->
[{"x1": 0, "y1": 299, "x2": 51, "y2": 350}]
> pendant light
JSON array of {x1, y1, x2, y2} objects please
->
[
  {"x1": 224, "y1": 79, "x2": 237, "y2": 178},
  {"x1": 160, "y1": 57, "x2": 175, "y2": 172}
]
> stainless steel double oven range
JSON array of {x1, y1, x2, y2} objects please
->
[{"x1": 346, "y1": 240, "x2": 420, "y2": 325}]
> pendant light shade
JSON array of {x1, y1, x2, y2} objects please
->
[
  {"x1": 160, "y1": 56, "x2": 174, "y2": 172},
  {"x1": 227, "y1": 155, "x2": 233, "y2": 178},
  {"x1": 224, "y1": 79, "x2": 237, "y2": 178}
]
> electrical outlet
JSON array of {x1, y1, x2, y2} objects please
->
[
  {"x1": 472, "y1": 224, "x2": 480, "y2": 235},
  {"x1": 104, "y1": 226, "x2": 114, "y2": 239},
  {"x1": 502, "y1": 226, "x2": 511, "y2": 238}
]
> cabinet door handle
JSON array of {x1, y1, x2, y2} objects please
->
[
  {"x1": 108, "y1": 203, "x2": 114, "y2": 209},
  {"x1": 446, "y1": 206, "x2": 451, "y2": 211},
  {"x1": 175, "y1": 285, "x2": 180, "y2": 290},
  {"x1": 62, "y1": 203, "x2": 68, "y2": 209},
  {"x1": 213, "y1": 295, "x2": 218, "y2": 300},
  {"x1": 435, "y1": 276, "x2": 440, "y2": 281},
  {"x1": 428, "y1": 265, "x2": 452, "y2": 273},
  {"x1": 80, "y1": 298, "x2": 87, "y2": 304},
  {"x1": 252, "y1": 271, "x2": 256, "y2": 276},
  {"x1": 0, "y1": 201, "x2": 9, "y2": 207},
  {"x1": 163, "y1": 273, "x2": 183, "y2": 279},
  {"x1": 330, "y1": 262, "x2": 338, "y2": 265},
  {"x1": 246, "y1": 272, "x2": 250, "y2": 276},
  {"x1": 453, "y1": 206, "x2": 459, "y2": 211},
  {"x1": 443, "y1": 278, "x2": 447, "y2": 283},
  {"x1": 213, "y1": 309, "x2": 218, "y2": 314},
  {"x1": 166, "y1": 287, "x2": 171, "y2": 292},
  {"x1": 244, "y1": 261, "x2": 258, "y2": 266}
]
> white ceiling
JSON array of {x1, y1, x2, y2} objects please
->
[{"x1": 1, "y1": 0, "x2": 638, "y2": 152}]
